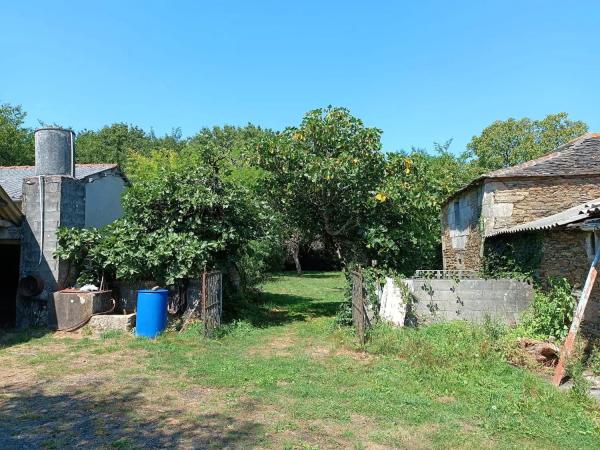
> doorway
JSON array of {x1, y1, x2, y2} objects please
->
[{"x1": 0, "y1": 243, "x2": 20, "y2": 328}]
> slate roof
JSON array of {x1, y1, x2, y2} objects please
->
[
  {"x1": 446, "y1": 133, "x2": 600, "y2": 203},
  {"x1": 0, "y1": 164, "x2": 119, "y2": 200},
  {"x1": 0, "y1": 184, "x2": 22, "y2": 225},
  {"x1": 484, "y1": 133, "x2": 600, "y2": 178},
  {"x1": 486, "y1": 198, "x2": 600, "y2": 237}
]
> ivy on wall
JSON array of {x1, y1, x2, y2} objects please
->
[{"x1": 482, "y1": 232, "x2": 543, "y2": 282}]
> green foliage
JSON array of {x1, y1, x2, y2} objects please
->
[
  {"x1": 76, "y1": 123, "x2": 184, "y2": 166},
  {"x1": 257, "y1": 106, "x2": 385, "y2": 263},
  {"x1": 0, "y1": 103, "x2": 34, "y2": 165},
  {"x1": 521, "y1": 278, "x2": 575, "y2": 341},
  {"x1": 57, "y1": 153, "x2": 270, "y2": 286},
  {"x1": 367, "y1": 143, "x2": 475, "y2": 272},
  {"x1": 186, "y1": 124, "x2": 273, "y2": 189},
  {"x1": 236, "y1": 236, "x2": 285, "y2": 289},
  {"x1": 467, "y1": 112, "x2": 588, "y2": 172},
  {"x1": 483, "y1": 233, "x2": 543, "y2": 281}
]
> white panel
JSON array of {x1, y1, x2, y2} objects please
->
[{"x1": 84, "y1": 175, "x2": 125, "y2": 227}]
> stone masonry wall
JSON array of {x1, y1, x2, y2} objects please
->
[
  {"x1": 443, "y1": 175, "x2": 600, "y2": 271},
  {"x1": 406, "y1": 278, "x2": 533, "y2": 324},
  {"x1": 441, "y1": 186, "x2": 483, "y2": 270},
  {"x1": 17, "y1": 176, "x2": 85, "y2": 327},
  {"x1": 538, "y1": 229, "x2": 600, "y2": 336},
  {"x1": 481, "y1": 176, "x2": 600, "y2": 235}
]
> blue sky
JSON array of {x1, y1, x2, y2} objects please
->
[{"x1": 1, "y1": 1, "x2": 599, "y2": 154}]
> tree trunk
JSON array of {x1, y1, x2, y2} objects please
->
[{"x1": 292, "y1": 245, "x2": 302, "y2": 275}]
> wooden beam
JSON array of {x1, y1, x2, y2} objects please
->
[{"x1": 552, "y1": 244, "x2": 600, "y2": 386}]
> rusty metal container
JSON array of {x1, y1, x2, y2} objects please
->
[{"x1": 47, "y1": 290, "x2": 113, "y2": 331}]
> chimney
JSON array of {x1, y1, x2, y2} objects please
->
[{"x1": 34, "y1": 128, "x2": 75, "y2": 177}]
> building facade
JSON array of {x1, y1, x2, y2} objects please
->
[
  {"x1": 0, "y1": 128, "x2": 127, "y2": 328},
  {"x1": 442, "y1": 133, "x2": 600, "y2": 270}
]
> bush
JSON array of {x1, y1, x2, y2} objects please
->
[
  {"x1": 236, "y1": 237, "x2": 285, "y2": 290},
  {"x1": 521, "y1": 277, "x2": 575, "y2": 341},
  {"x1": 57, "y1": 158, "x2": 272, "y2": 287}
]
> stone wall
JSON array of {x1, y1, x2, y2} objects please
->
[
  {"x1": 17, "y1": 176, "x2": 85, "y2": 327},
  {"x1": 481, "y1": 176, "x2": 600, "y2": 235},
  {"x1": 441, "y1": 186, "x2": 483, "y2": 270},
  {"x1": 405, "y1": 277, "x2": 533, "y2": 324},
  {"x1": 442, "y1": 175, "x2": 600, "y2": 271},
  {"x1": 538, "y1": 229, "x2": 600, "y2": 336}
]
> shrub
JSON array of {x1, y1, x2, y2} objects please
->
[
  {"x1": 57, "y1": 158, "x2": 272, "y2": 288},
  {"x1": 521, "y1": 277, "x2": 575, "y2": 341}
]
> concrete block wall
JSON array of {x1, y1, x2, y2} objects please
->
[
  {"x1": 405, "y1": 277, "x2": 533, "y2": 324},
  {"x1": 16, "y1": 175, "x2": 85, "y2": 327}
]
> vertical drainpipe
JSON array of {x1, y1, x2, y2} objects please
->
[
  {"x1": 38, "y1": 175, "x2": 45, "y2": 265},
  {"x1": 70, "y1": 130, "x2": 75, "y2": 178}
]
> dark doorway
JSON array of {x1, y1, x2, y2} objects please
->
[{"x1": 0, "y1": 243, "x2": 20, "y2": 328}]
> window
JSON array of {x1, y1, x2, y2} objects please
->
[{"x1": 453, "y1": 201, "x2": 460, "y2": 228}]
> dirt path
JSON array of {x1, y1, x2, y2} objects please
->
[{"x1": 0, "y1": 273, "x2": 360, "y2": 449}]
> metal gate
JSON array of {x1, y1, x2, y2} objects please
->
[
  {"x1": 202, "y1": 270, "x2": 222, "y2": 337},
  {"x1": 351, "y1": 270, "x2": 370, "y2": 345}
]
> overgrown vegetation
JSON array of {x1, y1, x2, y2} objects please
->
[
  {"x1": 2, "y1": 273, "x2": 599, "y2": 449},
  {"x1": 56, "y1": 149, "x2": 273, "y2": 288},
  {"x1": 483, "y1": 233, "x2": 544, "y2": 282},
  {"x1": 0, "y1": 100, "x2": 581, "y2": 289},
  {"x1": 520, "y1": 278, "x2": 576, "y2": 341}
]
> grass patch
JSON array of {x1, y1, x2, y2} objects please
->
[{"x1": 1, "y1": 271, "x2": 600, "y2": 449}]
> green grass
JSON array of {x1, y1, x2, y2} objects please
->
[{"x1": 2, "y1": 271, "x2": 600, "y2": 449}]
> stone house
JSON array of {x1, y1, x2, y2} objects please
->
[
  {"x1": 0, "y1": 128, "x2": 127, "y2": 328},
  {"x1": 441, "y1": 133, "x2": 600, "y2": 334},
  {"x1": 442, "y1": 133, "x2": 600, "y2": 270},
  {"x1": 484, "y1": 199, "x2": 600, "y2": 334}
]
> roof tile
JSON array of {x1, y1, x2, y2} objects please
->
[{"x1": 0, "y1": 164, "x2": 118, "y2": 200}]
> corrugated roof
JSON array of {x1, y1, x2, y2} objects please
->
[
  {"x1": 445, "y1": 133, "x2": 600, "y2": 204},
  {"x1": 0, "y1": 184, "x2": 22, "y2": 225},
  {"x1": 486, "y1": 198, "x2": 600, "y2": 237},
  {"x1": 0, "y1": 164, "x2": 118, "y2": 200}
]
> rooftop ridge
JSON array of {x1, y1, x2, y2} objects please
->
[
  {"x1": 444, "y1": 132, "x2": 600, "y2": 204},
  {"x1": 0, "y1": 163, "x2": 117, "y2": 169}
]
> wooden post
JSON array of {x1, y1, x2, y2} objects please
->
[
  {"x1": 201, "y1": 270, "x2": 207, "y2": 320},
  {"x1": 552, "y1": 243, "x2": 600, "y2": 386}
]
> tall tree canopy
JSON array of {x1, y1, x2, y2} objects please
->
[
  {"x1": 76, "y1": 123, "x2": 184, "y2": 166},
  {"x1": 257, "y1": 106, "x2": 385, "y2": 263},
  {"x1": 0, "y1": 103, "x2": 34, "y2": 166},
  {"x1": 467, "y1": 113, "x2": 588, "y2": 172},
  {"x1": 367, "y1": 141, "x2": 476, "y2": 272}
]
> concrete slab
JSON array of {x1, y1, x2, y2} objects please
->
[{"x1": 88, "y1": 313, "x2": 135, "y2": 336}]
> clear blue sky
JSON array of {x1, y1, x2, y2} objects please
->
[{"x1": 1, "y1": 1, "x2": 599, "y2": 154}]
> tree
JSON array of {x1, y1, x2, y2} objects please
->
[
  {"x1": 56, "y1": 148, "x2": 270, "y2": 286},
  {"x1": 0, "y1": 103, "x2": 34, "y2": 166},
  {"x1": 467, "y1": 113, "x2": 588, "y2": 172},
  {"x1": 366, "y1": 142, "x2": 473, "y2": 273},
  {"x1": 76, "y1": 123, "x2": 184, "y2": 166},
  {"x1": 257, "y1": 106, "x2": 385, "y2": 265},
  {"x1": 185, "y1": 124, "x2": 273, "y2": 189}
]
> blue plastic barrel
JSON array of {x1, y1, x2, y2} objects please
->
[{"x1": 136, "y1": 289, "x2": 168, "y2": 338}]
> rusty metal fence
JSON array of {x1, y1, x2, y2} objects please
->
[
  {"x1": 351, "y1": 270, "x2": 371, "y2": 345},
  {"x1": 202, "y1": 270, "x2": 223, "y2": 337},
  {"x1": 181, "y1": 270, "x2": 223, "y2": 336}
]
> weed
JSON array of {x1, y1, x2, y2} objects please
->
[{"x1": 2, "y1": 272, "x2": 600, "y2": 449}]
